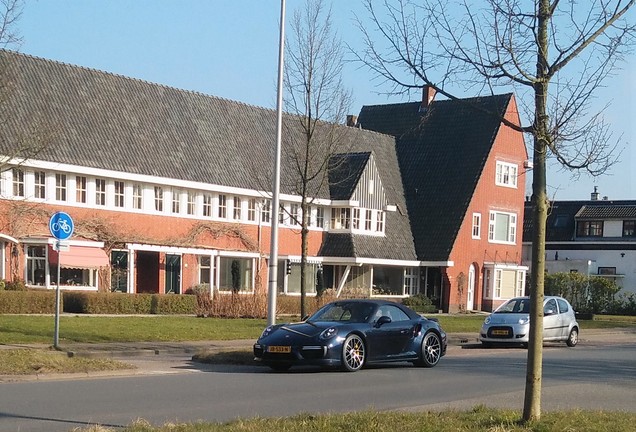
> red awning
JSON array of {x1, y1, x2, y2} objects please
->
[{"x1": 49, "y1": 245, "x2": 109, "y2": 269}]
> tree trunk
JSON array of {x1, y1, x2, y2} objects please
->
[{"x1": 300, "y1": 201, "x2": 309, "y2": 318}]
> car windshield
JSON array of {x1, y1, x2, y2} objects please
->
[
  {"x1": 494, "y1": 298, "x2": 530, "y2": 314},
  {"x1": 308, "y1": 302, "x2": 375, "y2": 323}
]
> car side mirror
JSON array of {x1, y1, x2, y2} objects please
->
[{"x1": 376, "y1": 315, "x2": 392, "y2": 327}]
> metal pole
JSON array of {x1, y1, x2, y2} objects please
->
[
  {"x1": 267, "y1": 0, "x2": 286, "y2": 326},
  {"x1": 54, "y1": 242, "x2": 61, "y2": 349}
]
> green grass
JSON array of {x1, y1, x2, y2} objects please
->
[
  {"x1": 74, "y1": 407, "x2": 636, "y2": 431},
  {"x1": 0, "y1": 313, "x2": 634, "y2": 345},
  {"x1": 0, "y1": 349, "x2": 133, "y2": 375}
]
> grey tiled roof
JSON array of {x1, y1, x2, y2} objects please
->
[
  {"x1": 576, "y1": 205, "x2": 636, "y2": 219},
  {"x1": 0, "y1": 50, "x2": 416, "y2": 261},
  {"x1": 358, "y1": 94, "x2": 513, "y2": 261},
  {"x1": 328, "y1": 152, "x2": 370, "y2": 200}
]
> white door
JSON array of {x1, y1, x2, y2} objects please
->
[{"x1": 467, "y1": 264, "x2": 475, "y2": 311}]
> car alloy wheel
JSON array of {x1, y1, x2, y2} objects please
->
[
  {"x1": 418, "y1": 332, "x2": 441, "y2": 367},
  {"x1": 342, "y1": 334, "x2": 365, "y2": 372},
  {"x1": 566, "y1": 328, "x2": 579, "y2": 347}
]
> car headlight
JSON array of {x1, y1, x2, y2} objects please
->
[
  {"x1": 484, "y1": 316, "x2": 491, "y2": 325},
  {"x1": 319, "y1": 327, "x2": 338, "y2": 340},
  {"x1": 518, "y1": 317, "x2": 530, "y2": 325},
  {"x1": 260, "y1": 325, "x2": 275, "y2": 339}
]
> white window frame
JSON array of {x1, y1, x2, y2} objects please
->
[
  {"x1": 376, "y1": 210, "x2": 384, "y2": 233},
  {"x1": 95, "y1": 178, "x2": 106, "y2": 206},
  {"x1": 472, "y1": 213, "x2": 481, "y2": 239},
  {"x1": 114, "y1": 180, "x2": 125, "y2": 208},
  {"x1": 488, "y1": 210, "x2": 517, "y2": 244},
  {"x1": 516, "y1": 271, "x2": 525, "y2": 297},
  {"x1": 187, "y1": 191, "x2": 196, "y2": 215},
  {"x1": 218, "y1": 194, "x2": 227, "y2": 219},
  {"x1": 233, "y1": 196, "x2": 242, "y2": 220},
  {"x1": 12, "y1": 168, "x2": 24, "y2": 197},
  {"x1": 315, "y1": 207, "x2": 324, "y2": 228},
  {"x1": 154, "y1": 186, "x2": 164, "y2": 212},
  {"x1": 55, "y1": 173, "x2": 67, "y2": 202},
  {"x1": 495, "y1": 161, "x2": 518, "y2": 188},
  {"x1": 132, "y1": 184, "x2": 143, "y2": 210},
  {"x1": 494, "y1": 269, "x2": 502, "y2": 298},
  {"x1": 34, "y1": 171, "x2": 46, "y2": 199},
  {"x1": 247, "y1": 198, "x2": 257, "y2": 221},
  {"x1": 352, "y1": 208, "x2": 361, "y2": 230},
  {"x1": 203, "y1": 194, "x2": 212, "y2": 217},
  {"x1": 76, "y1": 176, "x2": 87, "y2": 203}
]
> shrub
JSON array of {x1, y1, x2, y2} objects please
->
[
  {"x1": 62, "y1": 292, "x2": 196, "y2": 314},
  {"x1": 402, "y1": 294, "x2": 437, "y2": 313},
  {"x1": 545, "y1": 272, "x2": 620, "y2": 314},
  {"x1": 3, "y1": 279, "x2": 27, "y2": 291},
  {"x1": 0, "y1": 290, "x2": 57, "y2": 313}
]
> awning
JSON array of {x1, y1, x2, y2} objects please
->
[
  {"x1": 0, "y1": 233, "x2": 19, "y2": 244},
  {"x1": 49, "y1": 245, "x2": 109, "y2": 269}
]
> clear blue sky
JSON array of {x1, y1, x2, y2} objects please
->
[{"x1": 17, "y1": 0, "x2": 635, "y2": 201}]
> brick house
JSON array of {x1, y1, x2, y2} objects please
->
[{"x1": 0, "y1": 51, "x2": 527, "y2": 312}]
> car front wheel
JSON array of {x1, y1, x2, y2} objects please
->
[
  {"x1": 342, "y1": 334, "x2": 365, "y2": 372},
  {"x1": 566, "y1": 327, "x2": 579, "y2": 347},
  {"x1": 415, "y1": 332, "x2": 442, "y2": 368}
]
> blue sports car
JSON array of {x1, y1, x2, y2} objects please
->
[{"x1": 253, "y1": 299, "x2": 447, "y2": 372}]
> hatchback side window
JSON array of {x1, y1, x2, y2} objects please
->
[
  {"x1": 557, "y1": 298, "x2": 569, "y2": 314},
  {"x1": 544, "y1": 299, "x2": 557, "y2": 315}
]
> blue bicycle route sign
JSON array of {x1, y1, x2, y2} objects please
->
[{"x1": 49, "y1": 211, "x2": 74, "y2": 240}]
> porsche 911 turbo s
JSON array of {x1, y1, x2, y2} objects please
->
[{"x1": 253, "y1": 299, "x2": 447, "y2": 372}]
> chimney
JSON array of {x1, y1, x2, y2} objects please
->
[
  {"x1": 591, "y1": 186, "x2": 599, "y2": 201},
  {"x1": 346, "y1": 115, "x2": 358, "y2": 127},
  {"x1": 420, "y1": 85, "x2": 437, "y2": 111}
]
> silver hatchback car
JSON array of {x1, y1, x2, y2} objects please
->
[{"x1": 480, "y1": 296, "x2": 579, "y2": 347}]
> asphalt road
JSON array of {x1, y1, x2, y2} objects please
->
[{"x1": 1, "y1": 337, "x2": 635, "y2": 432}]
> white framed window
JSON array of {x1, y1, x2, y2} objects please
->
[
  {"x1": 132, "y1": 184, "x2": 143, "y2": 209},
  {"x1": 495, "y1": 161, "x2": 518, "y2": 188},
  {"x1": 404, "y1": 267, "x2": 419, "y2": 296},
  {"x1": 12, "y1": 168, "x2": 24, "y2": 197},
  {"x1": 261, "y1": 199, "x2": 271, "y2": 223},
  {"x1": 187, "y1": 191, "x2": 196, "y2": 215},
  {"x1": 290, "y1": 203, "x2": 300, "y2": 226},
  {"x1": 114, "y1": 181, "x2": 125, "y2": 207},
  {"x1": 316, "y1": 207, "x2": 324, "y2": 228},
  {"x1": 56, "y1": 174, "x2": 67, "y2": 201},
  {"x1": 203, "y1": 194, "x2": 212, "y2": 217},
  {"x1": 247, "y1": 198, "x2": 257, "y2": 221},
  {"x1": 516, "y1": 271, "x2": 525, "y2": 296},
  {"x1": 233, "y1": 196, "x2": 242, "y2": 220},
  {"x1": 76, "y1": 176, "x2": 87, "y2": 203},
  {"x1": 218, "y1": 194, "x2": 227, "y2": 218},
  {"x1": 494, "y1": 269, "x2": 502, "y2": 298},
  {"x1": 331, "y1": 208, "x2": 351, "y2": 230},
  {"x1": 278, "y1": 205, "x2": 286, "y2": 225},
  {"x1": 488, "y1": 211, "x2": 517, "y2": 244},
  {"x1": 352, "y1": 208, "x2": 360, "y2": 230},
  {"x1": 171, "y1": 189, "x2": 181, "y2": 214},
  {"x1": 26, "y1": 245, "x2": 46, "y2": 286},
  {"x1": 376, "y1": 210, "x2": 384, "y2": 232},
  {"x1": 199, "y1": 256, "x2": 211, "y2": 285},
  {"x1": 365, "y1": 209, "x2": 372, "y2": 230},
  {"x1": 483, "y1": 269, "x2": 492, "y2": 298},
  {"x1": 95, "y1": 178, "x2": 106, "y2": 206},
  {"x1": 154, "y1": 186, "x2": 164, "y2": 212},
  {"x1": 34, "y1": 171, "x2": 46, "y2": 199},
  {"x1": 472, "y1": 213, "x2": 481, "y2": 239}
]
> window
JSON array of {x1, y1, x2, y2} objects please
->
[
  {"x1": 218, "y1": 194, "x2": 227, "y2": 218},
  {"x1": 261, "y1": 199, "x2": 271, "y2": 223},
  {"x1": 56, "y1": 174, "x2": 67, "y2": 201},
  {"x1": 203, "y1": 194, "x2": 212, "y2": 217},
  {"x1": 290, "y1": 203, "x2": 299, "y2": 226},
  {"x1": 34, "y1": 171, "x2": 46, "y2": 199},
  {"x1": 26, "y1": 245, "x2": 46, "y2": 286},
  {"x1": 623, "y1": 220, "x2": 635, "y2": 237},
  {"x1": 365, "y1": 209, "x2": 372, "y2": 230},
  {"x1": 76, "y1": 176, "x2": 87, "y2": 203},
  {"x1": 331, "y1": 208, "x2": 351, "y2": 229},
  {"x1": 598, "y1": 267, "x2": 617, "y2": 275},
  {"x1": 352, "y1": 208, "x2": 360, "y2": 230},
  {"x1": 12, "y1": 168, "x2": 24, "y2": 197},
  {"x1": 577, "y1": 220, "x2": 603, "y2": 237},
  {"x1": 376, "y1": 210, "x2": 385, "y2": 232},
  {"x1": 516, "y1": 271, "x2": 525, "y2": 296},
  {"x1": 494, "y1": 269, "x2": 502, "y2": 298},
  {"x1": 495, "y1": 161, "x2": 518, "y2": 187},
  {"x1": 111, "y1": 250, "x2": 128, "y2": 292},
  {"x1": 199, "y1": 256, "x2": 211, "y2": 285},
  {"x1": 218, "y1": 257, "x2": 253, "y2": 292},
  {"x1": 95, "y1": 178, "x2": 106, "y2": 206},
  {"x1": 247, "y1": 198, "x2": 257, "y2": 221},
  {"x1": 132, "y1": 184, "x2": 143, "y2": 209},
  {"x1": 315, "y1": 207, "x2": 324, "y2": 228},
  {"x1": 114, "y1": 181, "x2": 125, "y2": 207},
  {"x1": 404, "y1": 267, "x2": 419, "y2": 296},
  {"x1": 488, "y1": 211, "x2": 517, "y2": 243},
  {"x1": 154, "y1": 186, "x2": 163, "y2": 211},
  {"x1": 187, "y1": 191, "x2": 196, "y2": 215},
  {"x1": 278, "y1": 205, "x2": 286, "y2": 225},
  {"x1": 171, "y1": 189, "x2": 180, "y2": 214},
  {"x1": 472, "y1": 213, "x2": 481, "y2": 239},
  {"x1": 233, "y1": 196, "x2": 242, "y2": 220}
]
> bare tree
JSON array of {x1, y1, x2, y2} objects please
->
[
  {"x1": 283, "y1": 0, "x2": 353, "y2": 317},
  {"x1": 0, "y1": 0, "x2": 51, "y2": 173},
  {"x1": 354, "y1": 0, "x2": 634, "y2": 421}
]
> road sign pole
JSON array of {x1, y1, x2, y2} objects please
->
[
  {"x1": 54, "y1": 243, "x2": 61, "y2": 349},
  {"x1": 49, "y1": 212, "x2": 74, "y2": 350}
]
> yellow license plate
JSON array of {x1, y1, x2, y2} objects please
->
[
  {"x1": 492, "y1": 330, "x2": 509, "y2": 336},
  {"x1": 267, "y1": 346, "x2": 291, "y2": 353}
]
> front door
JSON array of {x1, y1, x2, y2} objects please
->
[
  {"x1": 165, "y1": 254, "x2": 181, "y2": 294},
  {"x1": 467, "y1": 264, "x2": 475, "y2": 311}
]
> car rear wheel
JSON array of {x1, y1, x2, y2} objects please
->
[
  {"x1": 415, "y1": 332, "x2": 442, "y2": 368},
  {"x1": 342, "y1": 334, "x2": 365, "y2": 372},
  {"x1": 566, "y1": 327, "x2": 579, "y2": 347}
]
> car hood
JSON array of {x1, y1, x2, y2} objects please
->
[
  {"x1": 276, "y1": 321, "x2": 335, "y2": 338},
  {"x1": 487, "y1": 313, "x2": 529, "y2": 325}
]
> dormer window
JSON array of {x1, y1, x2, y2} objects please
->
[
  {"x1": 623, "y1": 220, "x2": 635, "y2": 237},
  {"x1": 577, "y1": 220, "x2": 603, "y2": 237},
  {"x1": 331, "y1": 208, "x2": 351, "y2": 230}
]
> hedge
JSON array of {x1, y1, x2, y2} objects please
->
[
  {"x1": 62, "y1": 292, "x2": 197, "y2": 314},
  {"x1": 0, "y1": 290, "x2": 57, "y2": 314}
]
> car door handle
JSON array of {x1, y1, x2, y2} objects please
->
[{"x1": 400, "y1": 329, "x2": 408, "y2": 334}]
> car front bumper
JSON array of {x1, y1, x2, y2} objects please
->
[
  {"x1": 480, "y1": 323, "x2": 529, "y2": 343},
  {"x1": 253, "y1": 343, "x2": 342, "y2": 367}
]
